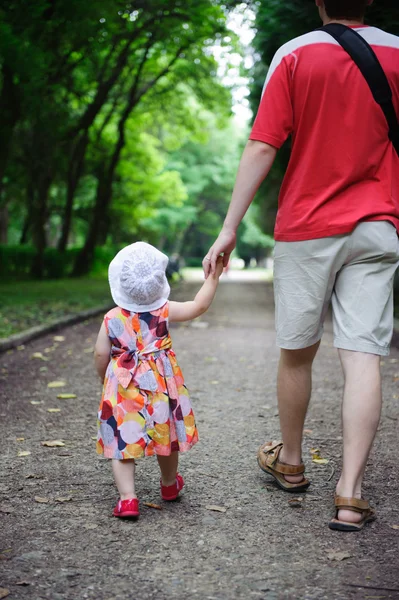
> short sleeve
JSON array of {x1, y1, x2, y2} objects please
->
[
  {"x1": 249, "y1": 51, "x2": 295, "y2": 149},
  {"x1": 103, "y1": 307, "x2": 124, "y2": 340}
]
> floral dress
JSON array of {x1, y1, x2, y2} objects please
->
[{"x1": 96, "y1": 303, "x2": 199, "y2": 459}]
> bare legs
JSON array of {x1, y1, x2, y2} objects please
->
[
  {"x1": 157, "y1": 452, "x2": 179, "y2": 487},
  {"x1": 336, "y1": 350, "x2": 381, "y2": 523},
  {"x1": 278, "y1": 342, "x2": 320, "y2": 482},
  {"x1": 112, "y1": 459, "x2": 136, "y2": 500},
  {"x1": 276, "y1": 344, "x2": 381, "y2": 523},
  {"x1": 112, "y1": 452, "x2": 179, "y2": 499}
]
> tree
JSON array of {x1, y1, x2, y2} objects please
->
[{"x1": 0, "y1": 0, "x2": 245, "y2": 276}]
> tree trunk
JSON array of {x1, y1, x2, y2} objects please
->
[
  {"x1": 58, "y1": 132, "x2": 89, "y2": 251},
  {"x1": 0, "y1": 65, "x2": 21, "y2": 204},
  {"x1": 20, "y1": 180, "x2": 35, "y2": 244},
  {"x1": 31, "y1": 176, "x2": 51, "y2": 279},
  {"x1": 72, "y1": 174, "x2": 111, "y2": 276},
  {"x1": 0, "y1": 205, "x2": 8, "y2": 244}
]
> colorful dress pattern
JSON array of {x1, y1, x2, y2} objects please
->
[{"x1": 96, "y1": 303, "x2": 198, "y2": 459}]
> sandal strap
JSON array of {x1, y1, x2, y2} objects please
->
[
  {"x1": 274, "y1": 462, "x2": 305, "y2": 475},
  {"x1": 261, "y1": 442, "x2": 305, "y2": 475},
  {"x1": 334, "y1": 495, "x2": 371, "y2": 513}
]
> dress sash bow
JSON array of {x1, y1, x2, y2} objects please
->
[{"x1": 110, "y1": 340, "x2": 173, "y2": 390}]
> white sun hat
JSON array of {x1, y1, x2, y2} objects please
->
[{"x1": 108, "y1": 242, "x2": 170, "y2": 313}]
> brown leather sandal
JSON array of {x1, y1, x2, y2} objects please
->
[
  {"x1": 257, "y1": 441, "x2": 311, "y2": 493},
  {"x1": 329, "y1": 496, "x2": 376, "y2": 531}
]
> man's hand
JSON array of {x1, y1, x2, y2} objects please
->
[{"x1": 203, "y1": 227, "x2": 236, "y2": 278}]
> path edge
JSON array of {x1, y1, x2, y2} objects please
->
[{"x1": 0, "y1": 304, "x2": 114, "y2": 353}]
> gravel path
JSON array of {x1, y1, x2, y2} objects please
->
[{"x1": 1, "y1": 279, "x2": 399, "y2": 600}]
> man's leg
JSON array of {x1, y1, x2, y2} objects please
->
[
  {"x1": 331, "y1": 222, "x2": 399, "y2": 523},
  {"x1": 336, "y1": 350, "x2": 382, "y2": 523},
  {"x1": 278, "y1": 342, "x2": 320, "y2": 482}
]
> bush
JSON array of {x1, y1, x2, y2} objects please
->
[
  {"x1": 0, "y1": 245, "x2": 115, "y2": 280},
  {"x1": 185, "y1": 257, "x2": 203, "y2": 268}
]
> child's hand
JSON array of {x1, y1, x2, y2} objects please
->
[{"x1": 213, "y1": 256, "x2": 224, "y2": 278}]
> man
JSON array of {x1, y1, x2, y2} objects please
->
[{"x1": 203, "y1": 0, "x2": 399, "y2": 531}]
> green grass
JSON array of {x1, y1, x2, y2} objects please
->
[{"x1": 0, "y1": 278, "x2": 112, "y2": 338}]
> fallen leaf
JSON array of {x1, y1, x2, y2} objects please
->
[
  {"x1": 91, "y1": 436, "x2": 97, "y2": 440},
  {"x1": 30, "y1": 400, "x2": 43, "y2": 405},
  {"x1": 41, "y1": 440, "x2": 65, "y2": 447},
  {"x1": 0, "y1": 588, "x2": 10, "y2": 599},
  {"x1": 39, "y1": 366, "x2": 48, "y2": 372},
  {"x1": 390, "y1": 524, "x2": 399, "y2": 530},
  {"x1": 211, "y1": 380, "x2": 219, "y2": 385},
  {"x1": 143, "y1": 502, "x2": 163, "y2": 510},
  {"x1": 16, "y1": 437, "x2": 25, "y2": 441},
  {"x1": 31, "y1": 352, "x2": 49, "y2": 361},
  {"x1": 393, "y1": 394, "x2": 399, "y2": 400},
  {"x1": 310, "y1": 447, "x2": 329, "y2": 464},
  {"x1": 83, "y1": 347, "x2": 94, "y2": 353},
  {"x1": 57, "y1": 393, "x2": 77, "y2": 399},
  {"x1": 55, "y1": 496, "x2": 73, "y2": 503},
  {"x1": 53, "y1": 336, "x2": 65, "y2": 342},
  {"x1": 47, "y1": 381, "x2": 66, "y2": 388},
  {"x1": 18, "y1": 450, "x2": 31, "y2": 457},
  {"x1": 389, "y1": 358, "x2": 398, "y2": 363},
  {"x1": 44, "y1": 346, "x2": 56, "y2": 353},
  {"x1": 47, "y1": 408, "x2": 61, "y2": 413},
  {"x1": 16, "y1": 581, "x2": 31, "y2": 586},
  {"x1": 206, "y1": 505, "x2": 227, "y2": 513},
  {"x1": 304, "y1": 429, "x2": 313, "y2": 435},
  {"x1": 34, "y1": 496, "x2": 51, "y2": 503},
  {"x1": 25, "y1": 474, "x2": 44, "y2": 479},
  {"x1": 17, "y1": 345, "x2": 25, "y2": 351},
  {"x1": 327, "y1": 550, "x2": 352, "y2": 561}
]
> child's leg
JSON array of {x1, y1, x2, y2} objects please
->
[
  {"x1": 157, "y1": 452, "x2": 178, "y2": 486},
  {"x1": 112, "y1": 459, "x2": 137, "y2": 499}
]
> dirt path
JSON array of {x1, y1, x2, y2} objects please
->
[{"x1": 1, "y1": 279, "x2": 399, "y2": 600}]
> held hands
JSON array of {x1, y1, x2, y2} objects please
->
[
  {"x1": 203, "y1": 227, "x2": 237, "y2": 278},
  {"x1": 213, "y1": 256, "x2": 224, "y2": 278}
]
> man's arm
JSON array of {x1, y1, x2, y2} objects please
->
[{"x1": 203, "y1": 140, "x2": 277, "y2": 277}]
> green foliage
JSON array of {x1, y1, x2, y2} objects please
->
[
  {"x1": 0, "y1": 245, "x2": 115, "y2": 279},
  {"x1": 0, "y1": 0, "x2": 246, "y2": 277},
  {"x1": 0, "y1": 277, "x2": 112, "y2": 338},
  {"x1": 236, "y1": 205, "x2": 274, "y2": 264}
]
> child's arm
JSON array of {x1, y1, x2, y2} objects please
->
[
  {"x1": 169, "y1": 257, "x2": 224, "y2": 323},
  {"x1": 94, "y1": 322, "x2": 111, "y2": 381}
]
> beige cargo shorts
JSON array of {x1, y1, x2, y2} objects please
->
[{"x1": 273, "y1": 221, "x2": 399, "y2": 356}]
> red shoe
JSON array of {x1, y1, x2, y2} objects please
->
[
  {"x1": 113, "y1": 498, "x2": 139, "y2": 518},
  {"x1": 161, "y1": 474, "x2": 185, "y2": 501}
]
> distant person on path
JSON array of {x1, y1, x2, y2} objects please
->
[
  {"x1": 95, "y1": 242, "x2": 223, "y2": 518},
  {"x1": 203, "y1": 0, "x2": 399, "y2": 530}
]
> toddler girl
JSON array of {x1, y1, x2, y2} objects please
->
[{"x1": 94, "y1": 242, "x2": 223, "y2": 518}]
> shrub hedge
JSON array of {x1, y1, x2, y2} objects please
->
[{"x1": 0, "y1": 245, "x2": 117, "y2": 279}]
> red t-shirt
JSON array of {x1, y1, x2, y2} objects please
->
[{"x1": 250, "y1": 26, "x2": 399, "y2": 242}]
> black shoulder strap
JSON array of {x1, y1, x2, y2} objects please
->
[{"x1": 320, "y1": 23, "x2": 399, "y2": 156}]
